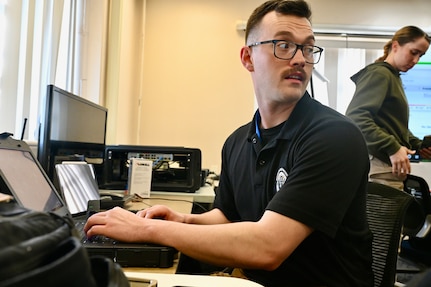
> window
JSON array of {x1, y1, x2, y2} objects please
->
[
  {"x1": 313, "y1": 32, "x2": 388, "y2": 114},
  {"x1": 0, "y1": 0, "x2": 86, "y2": 141}
]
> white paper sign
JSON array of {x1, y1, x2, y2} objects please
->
[{"x1": 128, "y1": 158, "x2": 152, "y2": 198}]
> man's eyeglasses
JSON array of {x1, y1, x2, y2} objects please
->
[{"x1": 248, "y1": 40, "x2": 324, "y2": 64}]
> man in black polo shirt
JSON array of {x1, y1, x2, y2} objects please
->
[{"x1": 85, "y1": 1, "x2": 373, "y2": 286}]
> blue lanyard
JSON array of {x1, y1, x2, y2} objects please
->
[{"x1": 255, "y1": 112, "x2": 261, "y2": 141}]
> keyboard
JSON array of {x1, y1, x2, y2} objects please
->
[{"x1": 74, "y1": 219, "x2": 117, "y2": 244}]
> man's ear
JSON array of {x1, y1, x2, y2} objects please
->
[{"x1": 241, "y1": 46, "x2": 254, "y2": 72}]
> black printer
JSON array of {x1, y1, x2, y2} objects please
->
[{"x1": 101, "y1": 145, "x2": 202, "y2": 193}]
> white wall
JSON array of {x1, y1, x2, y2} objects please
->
[{"x1": 308, "y1": 0, "x2": 430, "y2": 28}]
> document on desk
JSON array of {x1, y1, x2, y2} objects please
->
[{"x1": 128, "y1": 158, "x2": 153, "y2": 198}]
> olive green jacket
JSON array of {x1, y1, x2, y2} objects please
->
[{"x1": 346, "y1": 62, "x2": 421, "y2": 165}]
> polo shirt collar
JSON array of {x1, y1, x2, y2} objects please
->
[{"x1": 248, "y1": 92, "x2": 314, "y2": 143}]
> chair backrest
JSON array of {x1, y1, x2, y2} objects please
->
[
  {"x1": 404, "y1": 174, "x2": 431, "y2": 218},
  {"x1": 366, "y1": 182, "x2": 423, "y2": 287},
  {"x1": 401, "y1": 174, "x2": 431, "y2": 265}
]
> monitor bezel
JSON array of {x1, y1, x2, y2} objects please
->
[{"x1": 37, "y1": 85, "x2": 108, "y2": 181}]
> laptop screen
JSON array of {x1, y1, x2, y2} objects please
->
[
  {"x1": 0, "y1": 148, "x2": 64, "y2": 213},
  {"x1": 55, "y1": 163, "x2": 100, "y2": 215}
]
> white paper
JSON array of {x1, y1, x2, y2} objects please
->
[{"x1": 128, "y1": 158, "x2": 152, "y2": 198}]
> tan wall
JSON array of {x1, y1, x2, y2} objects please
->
[
  {"x1": 138, "y1": 0, "x2": 256, "y2": 172},
  {"x1": 105, "y1": 0, "x2": 145, "y2": 145},
  {"x1": 110, "y1": 0, "x2": 430, "y2": 172}
]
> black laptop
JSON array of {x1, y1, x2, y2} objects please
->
[{"x1": 0, "y1": 133, "x2": 176, "y2": 268}]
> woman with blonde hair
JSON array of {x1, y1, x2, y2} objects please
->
[{"x1": 346, "y1": 26, "x2": 431, "y2": 190}]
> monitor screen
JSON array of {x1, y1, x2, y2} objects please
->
[
  {"x1": 0, "y1": 148, "x2": 64, "y2": 214},
  {"x1": 401, "y1": 50, "x2": 431, "y2": 140},
  {"x1": 37, "y1": 85, "x2": 108, "y2": 182},
  {"x1": 50, "y1": 90, "x2": 107, "y2": 144}
]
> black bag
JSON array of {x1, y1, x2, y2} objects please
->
[{"x1": 0, "y1": 202, "x2": 130, "y2": 287}]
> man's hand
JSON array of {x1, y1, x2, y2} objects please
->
[
  {"x1": 136, "y1": 204, "x2": 185, "y2": 222},
  {"x1": 84, "y1": 207, "x2": 148, "y2": 243}
]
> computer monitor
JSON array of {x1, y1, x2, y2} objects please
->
[
  {"x1": 401, "y1": 49, "x2": 431, "y2": 140},
  {"x1": 37, "y1": 85, "x2": 108, "y2": 183}
]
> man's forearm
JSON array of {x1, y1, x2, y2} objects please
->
[{"x1": 183, "y1": 208, "x2": 230, "y2": 225}]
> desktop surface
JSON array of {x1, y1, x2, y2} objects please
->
[
  {"x1": 125, "y1": 194, "x2": 194, "y2": 215},
  {"x1": 150, "y1": 184, "x2": 215, "y2": 204},
  {"x1": 100, "y1": 184, "x2": 215, "y2": 204},
  {"x1": 125, "y1": 272, "x2": 264, "y2": 287}
]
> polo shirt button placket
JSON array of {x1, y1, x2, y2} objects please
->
[{"x1": 259, "y1": 159, "x2": 265, "y2": 166}]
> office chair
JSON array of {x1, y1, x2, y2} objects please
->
[
  {"x1": 399, "y1": 175, "x2": 431, "y2": 267},
  {"x1": 403, "y1": 174, "x2": 431, "y2": 238},
  {"x1": 366, "y1": 182, "x2": 423, "y2": 287},
  {"x1": 405, "y1": 267, "x2": 431, "y2": 287}
]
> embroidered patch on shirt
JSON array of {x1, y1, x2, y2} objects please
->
[{"x1": 275, "y1": 168, "x2": 288, "y2": 192}]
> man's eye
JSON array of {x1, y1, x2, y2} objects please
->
[
  {"x1": 304, "y1": 46, "x2": 314, "y2": 54},
  {"x1": 278, "y1": 42, "x2": 290, "y2": 49}
]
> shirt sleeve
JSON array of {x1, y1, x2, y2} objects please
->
[{"x1": 266, "y1": 119, "x2": 370, "y2": 238}]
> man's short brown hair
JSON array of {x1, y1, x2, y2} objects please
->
[{"x1": 245, "y1": 0, "x2": 312, "y2": 45}]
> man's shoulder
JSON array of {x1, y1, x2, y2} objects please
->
[
  {"x1": 307, "y1": 98, "x2": 352, "y2": 125},
  {"x1": 315, "y1": 107, "x2": 363, "y2": 137},
  {"x1": 292, "y1": 96, "x2": 360, "y2": 137},
  {"x1": 231, "y1": 121, "x2": 252, "y2": 136},
  {"x1": 302, "y1": 100, "x2": 366, "y2": 147},
  {"x1": 224, "y1": 121, "x2": 252, "y2": 145}
]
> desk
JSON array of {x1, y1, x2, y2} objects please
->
[
  {"x1": 126, "y1": 195, "x2": 194, "y2": 215},
  {"x1": 123, "y1": 194, "x2": 195, "y2": 275},
  {"x1": 411, "y1": 161, "x2": 431, "y2": 188},
  {"x1": 125, "y1": 272, "x2": 265, "y2": 287},
  {"x1": 120, "y1": 186, "x2": 215, "y2": 275},
  {"x1": 150, "y1": 184, "x2": 215, "y2": 204},
  {"x1": 102, "y1": 184, "x2": 215, "y2": 205}
]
